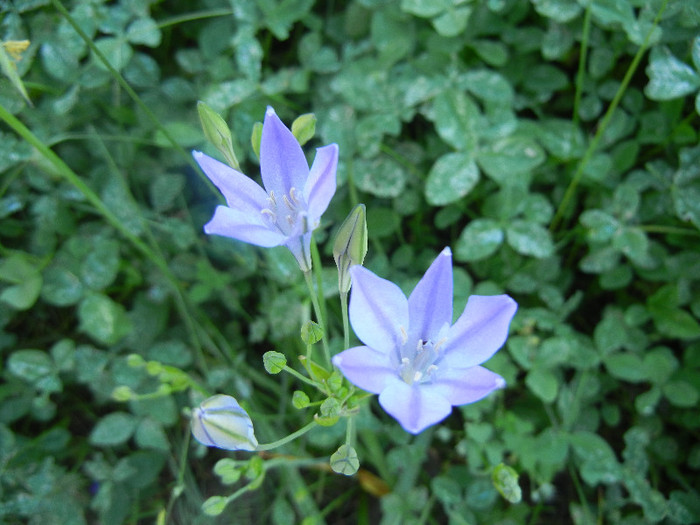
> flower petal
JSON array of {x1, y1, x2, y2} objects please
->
[
  {"x1": 193, "y1": 151, "x2": 270, "y2": 213},
  {"x1": 378, "y1": 377, "x2": 452, "y2": 434},
  {"x1": 204, "y1": 205, "x2": 286, "y2": 247},
  {"x1": 332, "y1": 345, "x2": 397, "y2": 394},
  {"x1": 304, "y1": 144, "x2": 338, "y2": 222},
  {"x1": 408, "y1": 247, "x2": 453, "y2": 343},
  {"x1": 284, "y1": 230, "x2": 313, "y2": 272},
  {"x1": 349, "y1": 265, "x2": 409, "y2": 356},
  {"x1": 191, "y1": 394, "x2": 258, "y2": 451},
  {"x1": 424, "y1": 366, "x2": 505, "y2": 406},
  {"x1": 440, "y1": 295, "x2": 517, "y2": 369},
  {"x1": 260, "y1": 107, "x2": 309, "y2": 198}
]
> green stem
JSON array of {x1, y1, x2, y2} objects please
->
[
  {"x1": 572, "y1": 5, "x2": 592, "y2": 127},
  {"x1": 304, "y1": 270, "x2": 331, "y2": 366},
  {"x1": 283, "y1": 365, "x2": 322, "y2": 389},
  {"x1": 256, "y1": 420, "x2": 318, "y2": 451},
  {"x1": 340, "y1": 291, "x2": 350, "y2": 351},
  {"x1": 345, "y1": 416, "x2": 355, "y2": 448},
  {"x1": 550, "y1": 0, "x2": 669, "y2": 233}
]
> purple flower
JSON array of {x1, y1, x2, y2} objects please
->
[
  {"x1": 332, "y1": 248, "x2": 517, "y2": 434},
  {"x1": 194, "y1": 107, "x2": 339, "y2": 271}
]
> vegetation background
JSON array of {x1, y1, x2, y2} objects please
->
[{"x1": 1, "y1": 0, "x2": 699, "y2": 523}]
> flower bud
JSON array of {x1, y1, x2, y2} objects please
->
[
  {"x1": 197, "y1": 101, "x2": 240, "y2": 170},
  {"x1": 191, "y1": 394, "x2": 258, "y2": 451},
  {"x1": 291, "y1": 113, "x2": 316, "y2": 146},
  {"x1": 263, "y1": 351, "x2": 286, "y2": 374},
  {"x1": 333, "y1": 204, "x2": 368, "y2": 294}
]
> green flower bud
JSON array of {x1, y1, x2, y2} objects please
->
[
  {"x1": 111, "y1": 386, "x2": 133, "y2": 402},
  {"x1": 191, "y1": 394, "x2": 258, "y2": 451},
  {"x1": 330, "y1": 444, "x2": 360, "y2": 476},
  {"x1": 301, "y1": 320, "x2": 324, "y2": 345},
  {"x1": 292, "y1": 390, "x2": 311, "y2": 409},
  {"x1": 197, "y1": 101, "x2": 240, "y2": 170},
  {"x1": 291, "y1": 113, "x2": 316, "y2": 146},
  {"x1": 333, "y1": 204, "x2": 368, "y2": 294},
  {"x1": 251, "y1": 121, "x2": 263, "y2": 159},
  {"x1": 320, "y1": 397, "x2": 341, "y2": 418},
  {"x1": 263, "y1": 351, "x2": 287, "y2": 374},
  {"x1": 492, "y1": 463, "x2": 522, "y2": 503}
]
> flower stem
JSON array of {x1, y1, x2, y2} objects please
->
[
  {"x1": 304, "y1": 270, "x2": 331, "y2": 366},
  {"x1": 345, "y1": 415, "x2": 355, "y2": 449},
  {"x1": 256, "y1": 420, "x2": 318, "y2": 451},
  {"x1": 283, "y1": 365, "x2": 321, "y2": 389},
  {"x1": 340, "y1": 291, "x2": 350, "y2": 351}
]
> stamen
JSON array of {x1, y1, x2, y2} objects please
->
[
  {"x1": 286, "y1": 214, "x2": 295, "y2": 226},
  {"x1": 261, "y1": 209, "x2": 276, "y2": 222},
  {"x1": 413, "y1": 371, "x2": 423, "y2": 382},
  {"x1": 283, "y1": 194, "x2": 295, "y2": 211},
  {"x1": 268, "y1": 190, "x2": 277, "y2": 206},
  {"x1": 416, "y1": 339, "x2": 424, "y2": 352},
  {"x1": 289, "y1": 187, "x2": 301, "y2": 205},
  {"x1": 399, "y1": 326, "x2": 408, "y2": 345}
]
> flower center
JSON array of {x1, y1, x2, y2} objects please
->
[
  {"x1": 260, "y1": 187, "x2": 305, "y2": 236},
  {"x1": 398, "y1": 336, "x2": 446, "y2": 385}
]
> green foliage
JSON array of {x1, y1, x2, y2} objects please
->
[{"x1": 1, "y1": 0, "x2": 699, "y2": 523}]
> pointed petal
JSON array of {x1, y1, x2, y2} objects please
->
[
  {"x1": 332, "y1": 345, "x2": 396, "y2": 394},
  {"x1": 424, "y1": 366, "x2": 505, "y2": 406},
  {"x1": 193, "y1": 151, "x2": 269, "y2": 212},
  {"x1": 408, "y1": 247, "x2": 453, "y2": 342},
  {"x1": 205, "y1": 205, "x2": 286, "y2": 247},
  {"x1": 304, "y1": 143, "x2": 338, "y2": 221},
  {"x1": 378, "y1": 377, "x2": 452, "y2": 434},
  {"x1": 260, "y1": 107, "x2": 308, "y2": 198},
  {"x1": 439, "y1": 295, "x2": 518, "y2": 369},
  {"x1": 349, "y1": 265, "x2": 409, "y2": 355}
]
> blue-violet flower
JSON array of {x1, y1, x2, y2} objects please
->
[
  {"x1": 191, "y1": 394, "x2": 258, "y2": 451},
  {"x1": 332, "y1": 247, "x2": 517, "y2": 434},
  {"x1": 194, "y1": 107, "x2": 338, "y2": 271}
]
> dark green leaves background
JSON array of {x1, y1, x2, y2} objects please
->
[{"x1": 1, "y1": 0, "x2": 699, "y2": 523}]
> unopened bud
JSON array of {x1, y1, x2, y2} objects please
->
[
  {"x1": 191, "y1": 394, "x2": 258, "y2": 451},
  {"x1": 333, "y1": 204, "x2": 368, "y2": 294},
  {"x1": 291, "y1": 113, "x2": 316, "y2": 146},
  {"x1": 197, "y1": 101, "x2": 240, "y2": 170},
  {"x1": 263, "y1": 351, "x2": 286, "y2": 374}
]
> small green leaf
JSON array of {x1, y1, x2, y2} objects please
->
[
  {"x1": 525, "y1": 367, "x2": 559, "y2": 403},
  {"x1": 580, "y1": 209, "x2": 620, "y2": 242},
  {"x1": 605, "y1": 352, "x2": 647, "y2": 383},
  {"x1": 80, "y1": 237, "x2": 120, "y2": 291},
  {"x1": 301, "y1": 321, "x2": 324, "y2": 345},
  {"x1": 202, "y1": 496, "x2": 229, "y2": 516},
  {"x1": 7, "y1": 349, "x2": 54, "y2": 382},
  {"x1": 569, "y1": 431, "x2": 621, "y2": 485},
  {"x1": 478, "y1": 136, "x2": 545, "y2": 185},
  {"x1": 213, "y1": 458, "x2": 243, "y2": 485},
  {"x1": 455, "y1": 218, "x2": 504, "y2": 261},
  {"x1": 330, "y1": 444, "x2": 360, "y2": 476},
  {"x1": 645, "y1": 47, "x2": 700, "y2": 101},
  {"x1": 90, "y1": 412, "x2": 138, "y2": 446},
  {"x1": 425, "y1": 152, "x2": 480, "y2": 205},
  {"x1": 78, "y1": 292, "x2": 132, "y2": 345},
  {"x1": 125, "y1": 18, "x2": 162, "y2": 47},
  {"x1": 663, "y1": 380, "x2": 699, "y2": 407},
  {"x1": 505, "y1": 220, "x2": 555, "y2": 258},
  {"x1": 94, "y1": 37, "x2": 133, "y2": 72},
  {"x1": 431, "y1": 89, "x2": 479, "y2": 151}
]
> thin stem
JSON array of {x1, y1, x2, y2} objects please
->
[
  {"x1": 340, "y1": 291, "x2": 350, "y2": 351},
  {"x1": 345, "y1": 416, "x2": 355, "y2": 449},
  {"x1": 572, "y1": 5, "x2": 592, "y2": 127},
  {"x1": 283, "y1": 365, "x2": 322, "y2": 389},
  {"x1": 304, "y1": 270, "x2": 331, "y2": 366},
  {"x1": 550, "y1": 0, "x2": 669, "y2": 233},
  {"x1": 256, "y1": 420, "x2": 318, "y2": 451}
]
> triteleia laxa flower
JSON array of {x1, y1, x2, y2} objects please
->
[
  {"x1": 191, "y1": 394, "x2": 258, "y2": 451},
  {"x1": 332, "y1": 247, "x2": 517, "y2": 434},
  {"x1": 193, "y1": 107, "x2": 339, "y2": 271}
]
